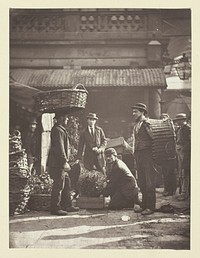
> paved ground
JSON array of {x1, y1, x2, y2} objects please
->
[{"x1": 9, "y1": 188, "x2": 190, "y2": 249}]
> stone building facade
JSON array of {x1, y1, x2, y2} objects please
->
[{"x1": 9, "y1": 8, "x2": 191, "y2": 172}]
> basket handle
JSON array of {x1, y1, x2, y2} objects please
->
[{"x1": 72, "y1": 83, "x2": 87, "y2": 92}]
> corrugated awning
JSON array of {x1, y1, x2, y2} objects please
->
[
  {"x1": 10, "y1": 68, "x2": 167, "y2": 89},
  {"x1": 10, "y1": 78, "x2": 41, "y2": 111}
]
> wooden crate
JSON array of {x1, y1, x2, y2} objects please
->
[
  {"x1": 106, "y1": 137, "x2": 132, "y2": 156},
  {"x1": 106, "y1": 137, "x2": 125, "y2": 154},
  {"x1": 76, "y1": 197, "x2": 105, "y2": 209}
]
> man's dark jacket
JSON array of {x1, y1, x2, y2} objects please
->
[
  {"x1": 47, "y1": 124, "x2": 70, "y2": 170},
  {"x1": 77, "y1": 126, "x2": 107, "y2": 169},
  {"x1": 176, "y1": 123, "x2": 191, "y2": 170},
  {"x1": 103, "y1": 158, "x2": 138, "y2": 200}
]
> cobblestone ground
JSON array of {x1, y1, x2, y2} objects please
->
[{"x1": 9, "y1": 188, "x2": 190, "y2": 249}]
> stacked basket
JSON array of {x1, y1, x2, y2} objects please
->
[
  {"x1": 149, "y1": 118, "x2": 176, "y2": 164},
  {"x1": 9, "y1": 130, "x2": 30, "y2": 215}
]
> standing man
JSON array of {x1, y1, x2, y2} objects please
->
[
  {"x1": 76, "y1": 113, "x2": 107, "y2": 173},
  {"x1": 102, "y1": 148, "x2": 141, "y2": 210},
  {"x1": 132, "y1": 103, "x2": 156, "y2": 215},
  {"x1": 159, "y1": 113, "x2": 177, "y2": 196},
  {"x1": 23, "y1": 117, "x2": 40, "y2": 175},
  {"x1": 173, "y1": 113, "x2": 191, "y2": 201},
  {"x1": 47, "y1": 110, "x2": 79, "y2": 216}
]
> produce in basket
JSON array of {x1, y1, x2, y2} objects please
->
[
  {"x1": 78, "y1": 167, "x2": 106, "y2": 197},
  {"x1": 28, "y1": 172, "x2": 53, "y2": 194},
  {"x1": 27, "y1": 172, "x2": 53, "y2": 212}
]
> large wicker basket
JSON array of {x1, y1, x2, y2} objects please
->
[
  {"x1": 149, "y1": 118, "x2": 176, "y2": 164},
  {"x1": 33, "y1": 83, "x2": 88, "y2": 113},
  {"x1": 28, "y1": 194, "x2": 51, "y2": 211}
]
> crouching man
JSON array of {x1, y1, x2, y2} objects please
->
[{"x1": 102, "y1": 148, "x2": 141, "y2": 210}]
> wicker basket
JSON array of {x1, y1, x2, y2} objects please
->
[
  {"x1": 9, "y1": 189, "x2": 30, "y2": 215},
  {"x1": 149, "y1": 119, "x2": 176, "y2": 164},
  {"x1": 33, "y1": 84, "x2": 88, "y2": 113},
  {"x1": 28, "y1": 194, "x2": 51, "y2": 211}
]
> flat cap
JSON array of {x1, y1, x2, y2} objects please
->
[{"x1": 105, "y1": 148, "x2": 117, "y2": 156}]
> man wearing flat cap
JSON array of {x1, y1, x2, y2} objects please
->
[
  {"x1": 47, "y1": 110, "x2": 79, "y2": 216},
  {"x1": 76, "y1": 113, "x2": 107, "y2": 173},
  {"x1": 102, "y1": 148, "x2": 141, "y2": 210},
  {"x1": 132, "y1": 103, "x2": 157, "y2": 215},
  {"x1": 173, "y1": 113, "x2": 191, "y2": 201}
]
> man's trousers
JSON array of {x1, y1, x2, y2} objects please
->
[
  {"x1": 49, "y1": 167, "x2": 72, "y2": 212},
  {"x1": 135, "y1": 149, "x2": 157, "y2": 211}
]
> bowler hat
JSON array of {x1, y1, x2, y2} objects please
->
[
  {"x1": 132, "y1": 103, "x2": 148, "y2": 114},
  {"x1": 173, "y1": 113, "x2": 187, "y2": 121},
  {"x1": 105, "y1": 148, "x2": 117, "y2": 156},
  {"x1": 87, "y1": 113, "x2": 98, "y2": 120},
  {"x1": 160, "y1": 113, "x2": 169, "y2": 119}
]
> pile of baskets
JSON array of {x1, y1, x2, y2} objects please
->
[
  {"x1": 9, "y1": 130, "x2": 30, "y2": 215},
  {"x1": 33, "y1": 83, "x2": 88, "y2": 113}
]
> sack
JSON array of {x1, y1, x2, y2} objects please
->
[{"x1": 155, "y1": 203, "x2": 174, "y2": 213}]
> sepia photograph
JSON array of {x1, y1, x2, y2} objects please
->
[
  {"x1": 0, "y1": 2, "x2": 197, "y2": 254},
  {"x1": 8, "y1": 7, "x2": 191, "y2": 250}
]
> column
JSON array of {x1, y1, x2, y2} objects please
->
[{"x1": 149, "y1": 89, "x2": 161, "y2": 119}]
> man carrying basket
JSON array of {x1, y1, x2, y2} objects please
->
[
  {"x1": 47, "y1": 110, "x2": 79, "y2": 216},
  {"x1": 132, "y1": 103, "x2": 157, "y2": 215}
]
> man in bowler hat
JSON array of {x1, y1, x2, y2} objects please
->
[
  {"x1": 173, "y1": 113, "x2": 191, "y2": 201},
  {"x1": 76, "y1": 113, "x2": 107, "y2": 173},
  {"x1": 47, "y1": 110, "x2": 79, "y2": 216},
  {"x1": 132, "y1": 103, "x2": 156, "y2": 215}
]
